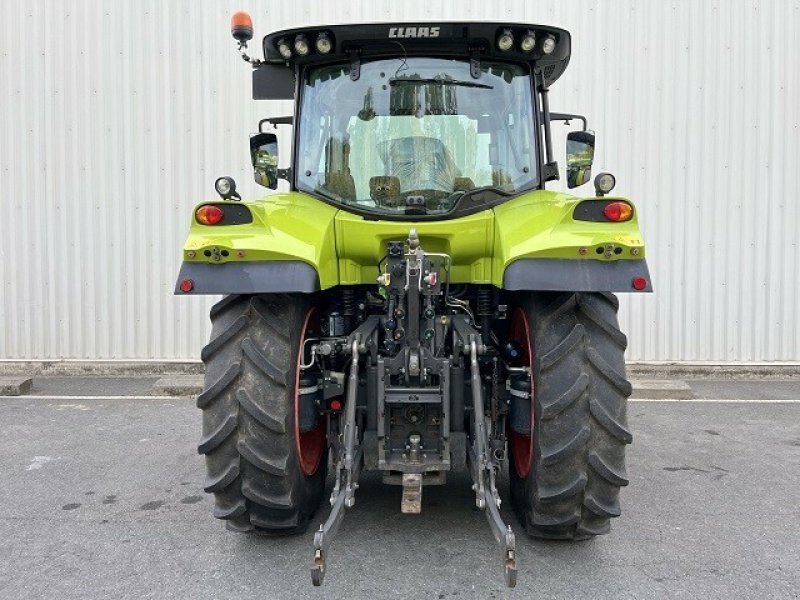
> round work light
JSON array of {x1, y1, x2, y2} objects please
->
[
  {"x1": 277, "y1": 38, "x2": 292, "y2": 59},
  {"x1": 316, "y1": 33, "x2": 332, "y2": 54},
  {"x1": 294, "y1": 35, "x2": 310, "y2": 56},
  {"x1": 520, "y1": 31, "x2": 536, "y2": 52},
  {"x1": 497, "y1": 30, "x2": 514, "y2": 52},
  {"x1": 594, "y1": 173, "x2": 617, "y2": 196},
  {"x1": 214, "y1": 176, "x2": 237, "y2": 200}
]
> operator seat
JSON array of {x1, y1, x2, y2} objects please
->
[{"x1": 378, "y1": 136, "x2": 459, "y2": 193}]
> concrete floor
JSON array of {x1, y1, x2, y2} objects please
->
[{"x1": 2, "y1": 386, "x2": 799, "y2": 599}]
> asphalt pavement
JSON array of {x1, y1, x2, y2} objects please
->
[{"x1": 2, "y1": 380, "x2": 799, "y2": 599}]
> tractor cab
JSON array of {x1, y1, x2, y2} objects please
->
[{"x1": 236, "y1": 20, "x2": 607, "y2": 218}]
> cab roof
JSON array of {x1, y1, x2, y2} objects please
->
[{"x1": 260, "y1": 21, "x2": 571, "y2": 87}]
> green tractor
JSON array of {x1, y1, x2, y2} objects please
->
[{"x1": 176, "y1": 13, "x2": 651, "y2": 587}]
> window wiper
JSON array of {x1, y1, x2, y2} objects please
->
[{"x1": 388, "y1": 77, "x2": 494, "y2": 90}]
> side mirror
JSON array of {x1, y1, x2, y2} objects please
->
[
  {"x1": 250, "y1": 132, "x2": 279, "y2": 190},
  {"x1": 566, "y1": 130, "x2": 595, "y2": 189}
]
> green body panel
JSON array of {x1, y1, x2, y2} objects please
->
[
  {"x1": 182, "y1": 192, "x2": 340, "y2": 289},
  {"x1": 181, "y1": 190, "x2": 647, "y2": 289},
  {"x1": 490, "y1": 190, "x2": 646, "y2": 287},
  {"x1": 335, "y1": 209, "x2": 494, "y2": 285}
]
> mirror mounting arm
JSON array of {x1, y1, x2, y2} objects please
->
[
  {"x1": 277, "y1": 168, "x2": 292, "y2": 182},
  {"x1": 548, "y1": 112, "x2": 588, "y2": 132},
  {"x1": 259, "y1": 116, "x2": 294, "y2": 132}
]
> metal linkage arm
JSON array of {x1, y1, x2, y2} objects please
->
[
  {"x1": 311, "y1": 338, "x2": 363, "y2": 586},
  {"x1": 467, "y1": 338, "x2": 518, "y2": 588}
]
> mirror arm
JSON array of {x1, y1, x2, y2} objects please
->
[
  {"x1": 259, "y1": 116, "x2": 294, "y2": 132},
  {"x1": 277, "y1": 168, "x2": 292, "y2": 182},
  {"x1": 548, "y1": 112, "x2": 588, "y2": 132}
]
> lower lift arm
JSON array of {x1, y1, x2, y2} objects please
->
[
  {"x1": 311, "y1": 333, "x2": 367, "y2": 585},
  {"x1": 466, "y1": 335, "x2": 517, "y2": 587}
]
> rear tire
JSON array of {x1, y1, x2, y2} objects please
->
[
  {"x1": 197, "y1": 294, "x2": 327, "y2": 534},
  {"x1": 508, "y1": 292, "x2": 632, "y2": 539}
]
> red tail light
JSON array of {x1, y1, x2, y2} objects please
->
[
  {"x1": 195, "y1": 205, "x2": 224, "y2": 225},
  {"x1": 632, "y1": 276, "x2": 648, "y2": 291},
  {"x1": 179, "y1": 278, "x2": 194, "y2": 293},
  {"x1": 603, "y1": 201, "x2": 633, "y2": 222}
]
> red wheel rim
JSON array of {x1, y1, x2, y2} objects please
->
[
  {"x1": 509, "y1": 307, "x2": 534, "y2": 478},
  {"x1": 295, "y1": 307, "x2": 326, "y2": 476}
]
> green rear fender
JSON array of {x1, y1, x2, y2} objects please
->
[
  {"x1": 177, "y1": 192, "x2": 339, "y2": 293},
  {"x1": 492, "y1": 190, "x2": 651, "y2": 292}
]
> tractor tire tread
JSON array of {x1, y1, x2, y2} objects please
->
[
  {"x1": 250, "y1": 297, "x2": 293, "y2": 340},
  {"x1": 197, "y1": 414, "x2": 238, "y2": 455},
  {"x1": 242, "y1": 337, "x2": 288, "y2": 386},
  {"x1": 209, "y1": 294, "x2": 249, "y2": 320},
  {"x1": 237, "y1": 388, "x2": 287, "y2": 434},
  {"x1": 201, "y1": 314, "x2": 249, "y2": 362},
  {"x1": 250, "y1": 512, "x2": 304, "y2": 533},
  {"x1": 237, "y1": 438, "x2": 289, "y2": 477},
  {"x1": 198, "y1": 294, "x2": 326, "y2": 535},
  {"x1": 540, "y1": 372, "x2": 589, "y2": 420},
  {"x1": 589, "y1": 398, "x2": 634, "y2": 444},
  {"x1": 587, "y1": 347, "x2": 634, "y2": 397},
  {"x1": 196, "y1": 362, "x2": 240, "y2": 409},
  {"x1": 537, "y1": 293, "x2": 578, "y2": 328},
  {"x1": 588, "y1": 451, "x2": 630, "y2": 487},
  {"x1": 530, "y1": 511, "x2": 581, "y2": 528},
  {"x1": 541, "y1": 425, "x2": 591, "y2": 466},
  {"x1": 510, "y1": 292, "x2": 631, "y2": 541},
  {"x1": 203, "y1": 463, "x2": 240, "y2": 494},
  {"x1": 584, "y1": 493, "x2": 622, "y2": 519},
  {"x1": 241, "y1": 480, "x2": 295, "y2": 509},
  {"x1": 577, "y1": 296, "x2": 628, "y2": 349},
  {"x1": 536, "y1": 474, "x2": 587, "y2": 504},
  {"x1": 212, "y1": 497, "x2": 247, "y2": 520},
  {"x1": 575, "y1": 520, "x2": 611, "y2": 537},
  {"x1": 538, "y1": 324, "x2": 585, "y2": 371}
]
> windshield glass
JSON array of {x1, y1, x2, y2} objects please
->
[{"x1": 297, "y1": 57, "x2": 538, "y2": 216}]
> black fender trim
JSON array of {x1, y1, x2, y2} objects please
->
[
  {"x1": 503, "y1": 258, "x2": 653, "y2": 292},
  {"x1": 174, "y1": 261, "x2": 320, "y2": 295}
]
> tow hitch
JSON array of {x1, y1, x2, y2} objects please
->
[{"x1": 310, "y1": 335, "x2": 517, "y2": 589}]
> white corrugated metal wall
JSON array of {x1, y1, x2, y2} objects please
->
[{"x1": 1, "y1": 0, "x2": 798, "y2": 361}]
